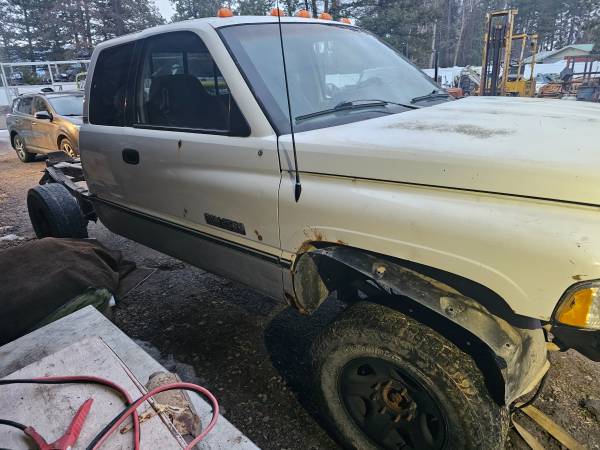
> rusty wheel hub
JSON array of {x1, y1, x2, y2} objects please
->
[{"x1": 340, "y1": 357, "x2": 446, "y2": 450}]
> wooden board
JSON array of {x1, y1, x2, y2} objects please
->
[{"x1": 0, "y1": 337, "x2": 184, "y2": 449}]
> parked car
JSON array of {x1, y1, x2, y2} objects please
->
[
  {"x1": 8, "y1": 71, "x2": 23, "y2": 85},
  {"x1": 6, "y1": 91, "x2": 83, "y2": 162},
  {"x1": 26, "y1": 16, "x2": 600, "y2": 450}
]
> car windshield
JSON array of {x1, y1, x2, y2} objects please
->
[
  {"x1": 219, "y1": 23, "x2": 442, "y2": 133},
  {"x1": 48, "y1": 95, "x2": 84, "y2": 116}
]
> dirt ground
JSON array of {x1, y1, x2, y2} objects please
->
[{"x1": 1, "y1": 133, "x2": 599, "y2": 450}]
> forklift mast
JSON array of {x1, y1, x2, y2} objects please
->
[
  {"x1": 480, "y1": 9, "x2": 538, "y2": 97},
  {"x1": 480, "y1": 9, "x2": 517, "y2": 96}
]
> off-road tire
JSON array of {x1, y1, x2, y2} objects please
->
[
  {"x1": 27, "y1": 183, "x2": 88, "y2": 238},
  {"x1": 13, "y1": 133, "x2": 35, "y2": 162},
  {"x1": 59, "y1": 136, "x2": 78, "y2": 157},
  {"x1": 311, "y1": 301, "x2": 508, "y2": 450}
]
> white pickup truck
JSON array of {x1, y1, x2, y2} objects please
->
[{"x1": 26, "y1": 15, "x2": 600, "y2": 450}]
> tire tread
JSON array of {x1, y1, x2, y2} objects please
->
[
  {"x1": 311, "y1": 301, "x2": 508, "y2": 450},
  {"x1": 27, "y1": 183, "x2": 88, "y2": 238}
]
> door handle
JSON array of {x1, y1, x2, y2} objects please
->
[{"x1": 122, "y1": 148, "x2": 139, "y2": 165}]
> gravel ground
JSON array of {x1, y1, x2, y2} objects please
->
[{"x1": 1, "y1": 136, "x2": 599, "y2": 449}]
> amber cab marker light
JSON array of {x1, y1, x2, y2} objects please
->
[
  {"x1": 217, "y1": 7, "x2": 233, "y2": 17},
  {"x1": 270, "y1": 7, "x2": 285, "y2": 16},
  {"x1": 339, "y1": 17, "x2": 351, "y2": 24},
  {"x1": 319, "y1": 12, "x2": 333, "y2": 20},
  {"x1": 296, "y1": 9, "x2": 311, "y2": 18}
]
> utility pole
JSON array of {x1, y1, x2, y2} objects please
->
[{"x1": 429, "y1": 20, "x2": 438, "y2": 68}]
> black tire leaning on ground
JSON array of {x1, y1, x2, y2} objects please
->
[
  {"x1": 311, "y1": 301, "x2": 509, "y2": 450},
  {"x1": 13, "y1": 133, "x2": 35, "y2": 163},
  {"x1": 59, "y1": 136, "x2": 78, "y2": 157},
  {"x1": 27, "y1": 183, "x2": 88, "y2": 239}
]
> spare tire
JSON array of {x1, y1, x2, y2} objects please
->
[{"x1": 27, "y1": 183, "x2": 88, "y2": 238}]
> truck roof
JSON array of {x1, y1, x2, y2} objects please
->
[{"x1": 93, "y1": 15, "x2": 353, "y2": 51}]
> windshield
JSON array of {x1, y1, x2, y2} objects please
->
[
  {"x1": 48, "y1": 95, "x2": 84, "y2": 116},
  {"x1": 220, "y1": 23, "x2": 441, "y2": 134}
]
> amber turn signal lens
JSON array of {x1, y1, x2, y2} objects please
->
[
  {"x1": 339, "y1": 18, "x2": 351, "y2": 24},
  {"x1": 555, "y1": 286, "x2": 600, "y2": 329},
  {"x1": 270, "y1": 7, "x2": 285, "y2": 16},
  {"x1": 296, "y1": 9, "x2": 311, "y2": 18},
  {"x1": 319, "y1": 12, "x2": 333, "y2": 20},
  {"x1": 217, "y1": 7, "x2": 233, "y2": 17}
]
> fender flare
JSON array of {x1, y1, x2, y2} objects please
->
[{"x1": 292, "y1": 246, "x2": 548, "y2": 404}]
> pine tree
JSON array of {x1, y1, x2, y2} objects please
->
[
  {"x1": 170, "y1": 0, "x2": 221, "y2": 20},
  {"x1": 237, "y1": 0, "x2": 272, "y2": 16}
]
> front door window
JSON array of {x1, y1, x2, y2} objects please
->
[{"x1": 135, "y1": 31, "x2": 248, "y2": 136}]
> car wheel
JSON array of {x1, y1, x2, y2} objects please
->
[
  {"x1": 27, "y1": 183, "x2": 88, "y2": 239},
  {"x1": 59, "y1": 137, "x2": 78, "y2": 157},
  {"x1": 13, "y1": 134, "x2": 35, "y2": 163},
  {"x1": 311, "y1": 301, "x2": 508, "y2": 450}
]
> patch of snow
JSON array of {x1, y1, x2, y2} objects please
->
[{"x1": 0, "y1": 234, "x2": 24, "y2": 241}]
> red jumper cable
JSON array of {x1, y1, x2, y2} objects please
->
[{"x1": 0, "y1": 376, "x2": 219, "y2": 450}]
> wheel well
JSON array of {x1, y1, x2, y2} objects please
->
[
  {"x1": 293, "y1": 242, "x2": 536, "y2": 329},
  {"x1": 10, "y1": 131, "x2": 17, "y2": 147},
  {"x1": 57, "y1": 134, "x2": 67, "y2": 149},
  {"x1": 291, "y1": 243, "x2": 542, "y2": 405}
]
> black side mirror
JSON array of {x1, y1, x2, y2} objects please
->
[{"x1": 34, "y1": 111, "x2": 52, "y2": 121}]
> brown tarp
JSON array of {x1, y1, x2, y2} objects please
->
[{"x1": 0, "y1": 238, "x2": 134, "y2": 344}]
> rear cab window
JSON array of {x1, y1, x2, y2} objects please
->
[{"x1": 89, "y1": 42, "x2": 135, "y2": 126}]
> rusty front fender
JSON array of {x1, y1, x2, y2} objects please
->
[{"x1": 292, "y1": 246, "x2": 549, "y2": 405}]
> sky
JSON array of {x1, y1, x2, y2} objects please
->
[{"x1": 154, "y1": 0, "x2": 176, "y2": 21}]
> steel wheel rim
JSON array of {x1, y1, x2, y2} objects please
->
[
  {"x1": 61, "y1": 140, "x2": 76, "y2": 157},
  {"x1": 14, "y1": 136, "x2": 26, "y2": 159},
  {"x1": 339, "y1": 357, "x2": 447, "y2": 450}
]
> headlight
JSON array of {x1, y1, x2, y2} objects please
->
[{"x1": 555, "y1": 282, "x2": 600, "y2": 330}]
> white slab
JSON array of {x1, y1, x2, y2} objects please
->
[
  {"x1": 0, "y1": 306, "x2": 259, "y2": 450},
  {"x1": 1, "y1": 337, "x2": 183, "y2": 449}
]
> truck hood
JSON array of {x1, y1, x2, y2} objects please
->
[{"x1": 288, "y1": 96, "x2": 600, "y2": 205}]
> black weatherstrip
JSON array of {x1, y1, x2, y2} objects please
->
[{"x1": 92, "y1": 196, "x2": 293, "y2": 268}]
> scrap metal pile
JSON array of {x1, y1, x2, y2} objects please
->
[{"x1": 538, "y1": 54, "x2": 600, "y2": 101}]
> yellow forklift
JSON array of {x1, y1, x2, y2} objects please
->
[{"x1": 479, "y1": 9, "x2": 538, "y2": 97}]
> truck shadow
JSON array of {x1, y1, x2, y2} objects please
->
[{"x1": 263, "y1": 297, "x2": 345, "y2": 417}]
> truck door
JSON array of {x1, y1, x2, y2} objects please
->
[{"x1": 82, "y1": 31, "x2": 283, "y2": 299}]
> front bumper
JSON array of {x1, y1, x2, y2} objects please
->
[{"x1": 552, "y1": 326, "x2": 600, "y2": 361}]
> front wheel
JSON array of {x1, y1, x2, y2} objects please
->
[
  {"x1": 311, "y1": 301, "x2": 508, "y2": 450},
  {"x1": 13, "y1": 134, "x2": 35, "y2": 162},
  {"x1": 59, "y1": 137, "x2": 78, "y2": 157}
]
